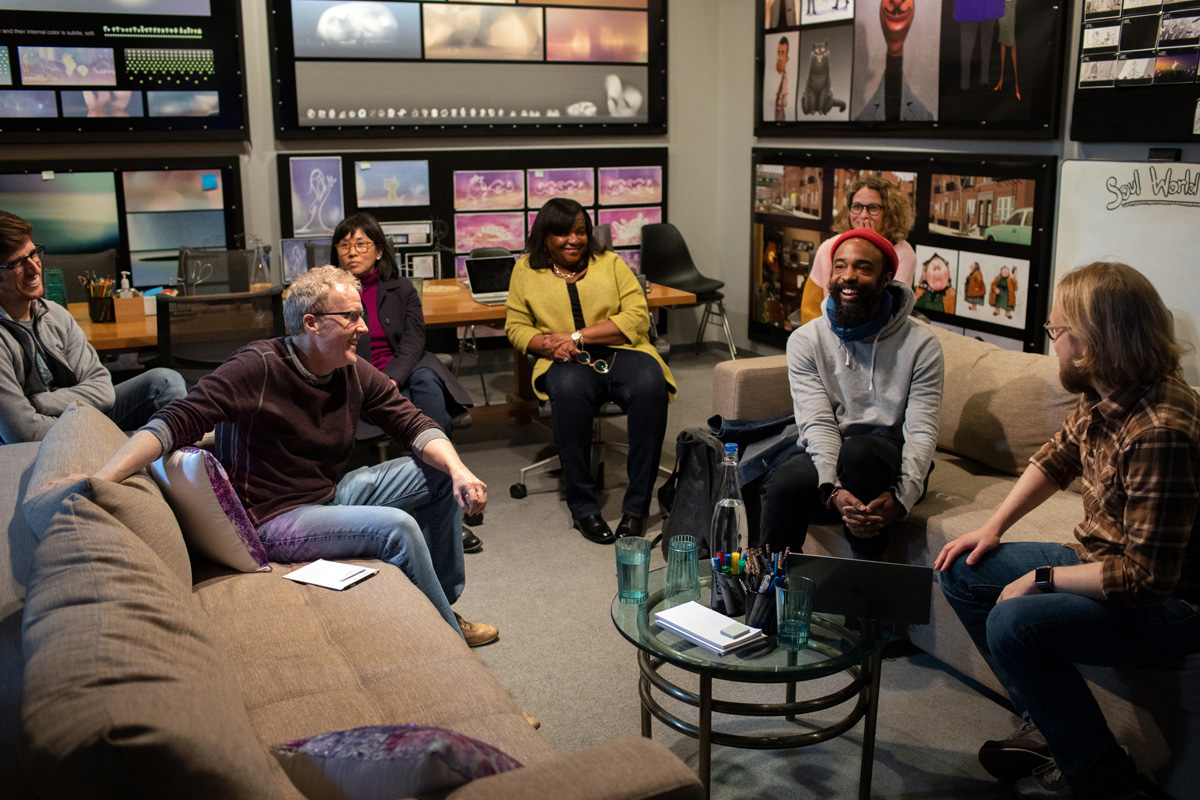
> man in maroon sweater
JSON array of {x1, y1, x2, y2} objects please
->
[{"x1": 85, "y1": 267, "x2": 496, "y2": 645}]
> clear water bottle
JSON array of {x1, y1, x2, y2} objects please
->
[{"x1": 710, "y1": 443, "x2": 747, "y2": 555}]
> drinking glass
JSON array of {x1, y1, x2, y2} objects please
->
[
  {"x1": 664, "y1": 535, "x2": 701, "y2": 606},
  {"x1": 615, "y1": 537, "x2": 652, "y2": 604},
  {"x1": 775, "y1": 576, "x2": 813, "y2": 652}
]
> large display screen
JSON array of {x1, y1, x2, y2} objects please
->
[
  {"x1": 0, "y1": 0, "x2": 247, "y2": 143},
  {"x1": 0, "y1": 157, "x2": 242, "y2": 288},
  {"x1": 267, "y1": 0, "x2": 665, "y2": 139}
]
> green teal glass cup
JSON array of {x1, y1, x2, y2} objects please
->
[
  {"x1": 664, "y1": 535, "x2": 701, "y2": 606},
  {"x1": 615, "y1": 537, "x2": 652, "y2": 604},
  {"x1": 775, "y1": 576, "x2": 814, "y2": 652}
]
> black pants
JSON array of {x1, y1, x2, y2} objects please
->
[
  {"x1": 752, "y1": 434, "x2": 903, "y2": 560},
  {"x1": 542, "y1": 349, "x2": 669, "y2": 519}
]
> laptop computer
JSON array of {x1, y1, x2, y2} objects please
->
[
  {"x1": 464, "y1": 254, "x2": 516, "y2": 305},
  {"x1": 786, "y1": 553, "x2": 933, "y2": 625}
]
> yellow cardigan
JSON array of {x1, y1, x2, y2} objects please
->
[{"x1": 504, "y1": 251, "x2": 676, "y2": 402}]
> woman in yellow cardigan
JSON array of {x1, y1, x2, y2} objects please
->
[{"x1": 506, "y1": 198, "x2": 676, "y2": 544}]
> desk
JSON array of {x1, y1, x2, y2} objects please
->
[
  {"x1": 72, "y1": 279, "x2": 697, "y2": 421},
  {"x1": 73, "y1": 279, "x2": 696, "y2": 350}
]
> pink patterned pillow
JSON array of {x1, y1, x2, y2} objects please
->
[
  {"x1": 148, "y1": 447, "x2": 270, "y2": 572},
  {"x1": 269, "y1": 725, "x2": 522, "y2": 800}
]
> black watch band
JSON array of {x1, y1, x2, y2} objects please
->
[{"x1": 1034, "y1": 565, "x2": 1055, "y2": 592}]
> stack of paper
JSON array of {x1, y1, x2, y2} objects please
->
[
  {"x1": 283, "y1": 559, "x2": 379, "y2": 591},
  {"x1": 653, "y1": 601, "x2": 765, "y2": 656}
]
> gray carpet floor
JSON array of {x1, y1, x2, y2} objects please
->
[{"x1": 440, "y1": 346, "x2": 1016, "y2": 799}]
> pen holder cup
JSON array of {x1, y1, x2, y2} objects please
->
[
  {"x1": 88, "y1": 296, "x2": 115, "y2": 323},
  {"x1": 745, "y1": 590, "x2": 778, "y2": 636},
  {"x1": 710, "y1": 571, "x2": 747, "y2": 617},
  {"x1": 664, "y1": 535, "x2": 701, "y2": 607}
]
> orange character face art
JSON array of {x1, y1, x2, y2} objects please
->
[{"x1": 880, "y1": 0, "x2": 915, "y2": 58}]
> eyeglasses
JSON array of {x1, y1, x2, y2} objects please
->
[
  {"x1": 2, "y1": 243, "x2": 45, "y2": 271},
  {"x1": 1043, "y1": 323, "x2": 1071, "y2": 342},
  {"x1": 850, "y1": 203, "x2": 884, "y2": 217},
  {"x1": 336, "y1": 240, "x2": 374, "y2": 254},
  {"x1": 313, "y1": 310, "x2": 364, "y2": 325},
  {"x1": 576, "y1": 349, "x2": 614, "y2": 374}
]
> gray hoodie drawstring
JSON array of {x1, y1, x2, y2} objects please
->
[{"x1": 868, "y1": 338, "x2": 879, "y2": 391}]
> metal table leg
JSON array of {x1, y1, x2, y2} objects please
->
[
  {"x1": 641, "y1": 674, "x2": 653, "y2": 738},
  {"x1": 699, "y1": 671, "x2": 712, "y2": 800},
  {"x1": 858, "y1": 649, "x2": 884, "y2": 800}
]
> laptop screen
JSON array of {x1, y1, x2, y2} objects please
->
[{"x1": 465, "y1": 255, "x2": 516, "y2": 294}]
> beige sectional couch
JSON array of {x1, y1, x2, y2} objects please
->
[
  {"x1": 0, "y1": 405, "x2": 702, "y2": 800},
  {"x1": 711, "y1": 324, "x2": 1200, "y2": 799}
]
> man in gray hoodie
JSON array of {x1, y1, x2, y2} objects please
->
[
  {"x1": 756, "y1": 227, "x2": 943, "y2": 558},
  {"x1": 0, "y1": 210, "x2": 185, "y2": 444}
]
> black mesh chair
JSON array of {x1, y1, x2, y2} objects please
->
[
  {"x1": 156, "y1": 287, "x2": 285, "y2": 386},
  {"x1": 640, "y1": 223, "x2": 737, "y2": 360},
  {"x1": 178, "y1": 247, "x2": 255, "y2": 296},
  {"x1": 457, "y1": 246, "x2": 516, "y2": 405},
  {"x1": 304, "y1": 239, "x2": 333, "y2": 271}
]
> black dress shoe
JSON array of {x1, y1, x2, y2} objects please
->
[
  {"x1": 462, "y1": 527, "x2": 483, "y2": 554},
  {"x1": 573, "y1": 514, "x2": 615, "y2": 544},
  {"x1": 614, "y1": 514, "x2": 645, "y2": 539}
]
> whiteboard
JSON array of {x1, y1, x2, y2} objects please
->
[{"x1": 1055, "y1": 159, "x2": 1200, "y2": 385}]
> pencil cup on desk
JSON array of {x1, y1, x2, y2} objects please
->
[
  {"x1": 664, "y1": 535, "x2": 701, "y2": 608},
  {"x1": 87, "y1": 295, "x2": 115, "y2": 323}
]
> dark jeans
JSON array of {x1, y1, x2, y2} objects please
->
[
  {"x1": 402, "y1": 367, "x2": 453, "y2": 496},
  {"x1": 108, "y1": 367, "x2": 186, "y2": 431},
  {"x1": 940, "y1": 542, "x2": 1200, "y2": 775},
  {"x1": 542, "y1": 349, "x2": 668, "y2": 519},
  {"x1": 753, "y1": 434, "x2": 903, "y2": 559}
]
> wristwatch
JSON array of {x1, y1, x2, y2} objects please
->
[
  {"x1": 571, "y1": 330, "x2": 583, "y2": 347},
  {"x1": 1034, "y1": 565, "x2": 1055, "y2": 592}
]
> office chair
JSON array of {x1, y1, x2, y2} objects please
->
[
  {"x1": 155, "y1": 287, "x2": 285, "y2": 386},
  {"x1": 640, "y1": 223, "x2": 737, "y2": 360},
  {"x1": 304, "y1": 239, "x2": 333, "y2": 271},
  {"x1": 458, "y1": 246, "x2": 516, "y2": 405},
  {"x1": 178, "y1": 247, "x2": 256, "y2": 296}
]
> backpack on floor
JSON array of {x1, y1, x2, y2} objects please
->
[{"x1": 656, "y1": 427, "x2": 725, "y2": 558}]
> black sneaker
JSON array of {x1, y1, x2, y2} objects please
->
[
  {"x1": 1012, "y1": 749, "x2": 1139, "y2": 800},
  {"x1": 979, "y1": 719, "x2": 1052, "y2": 781},
  {"x1": 462, "y1": 527, "x2": 483, "y2": 554}
]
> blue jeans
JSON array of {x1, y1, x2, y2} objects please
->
[
  {"x1": 108, "y1": 367, "x2": 186, "y2": 431},
  {"x1": 255, "y1": 456, "x2": 465, "y2": 637},
  {"x1": 940, "y1": 542, "x2": 1200, "y2": 775},
  {"x1": 401, "y1": 367, "x2": 452, "y2": 497}
]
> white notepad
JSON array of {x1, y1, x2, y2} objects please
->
[
  {"x1": 282, "y1": 559, "x2": 379, "y2": 591},
  {"x1": 653, "y1": 601, "x2": 765, "y2": 655}
]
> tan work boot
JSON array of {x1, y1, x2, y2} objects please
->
[{"x1": 454, "y1": 612, "x2": 499, "y2": 647}]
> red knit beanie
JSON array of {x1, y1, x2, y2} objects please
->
[{"x1": 831, "y1": 228, "x2": 898, "y2": 277}]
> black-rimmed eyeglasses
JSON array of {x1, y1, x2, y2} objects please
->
[
  {"x1": 1043, "y1": 323, "x2": 1071, "y2": 342},
  {"x1": 313, "y1": 310, "x2": 364, "y2": 325},
  {"x1": 576, "y1": 349, "x2": 614, "y2": 374},
  {"x1": 2, "y1": 243, "x2": 44, "y2": 271},
  {"x1": 850, "y1": 203, "x2": 883, "y2": 216}
]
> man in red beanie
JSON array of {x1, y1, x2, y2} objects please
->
[{"x1": 745, "y1": 228, "x2": 944, "y2": 558}]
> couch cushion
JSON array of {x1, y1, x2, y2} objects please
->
[
  {"x1": 20, "y1": 492, "x2": 286, "y2": 799},
  {"x1": 194, "y1": 563, "x2": 557, "y2": 771},
  {"x1": 149, "y1": 446, "x2": 269, "y2": 573},
  {"x1": 21, "y1": 403, "x2": 191, "y2": 585},
  {"x1": 931, "y1": 327, "x2": 1076, "y2": 477},
  {"x1": 270, "y1": 724, "x2": 522, "y2": 800}
]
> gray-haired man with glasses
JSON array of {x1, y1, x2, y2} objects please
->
[{"x1": 0, "y1": 210, "x2": 185, "y2": 444}]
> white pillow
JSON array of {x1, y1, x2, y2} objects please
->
[
  {"x1": 148, "y1": 447, "x2": 270, "y2": 572},
  {"x1": 270, "y1": 725, "x2": 522, "y2": 800}
]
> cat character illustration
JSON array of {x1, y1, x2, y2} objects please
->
[{"x1": 800, "y1": 41, "x2": 848, "y2": 116}]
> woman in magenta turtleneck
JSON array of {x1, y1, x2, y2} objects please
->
[{"x1": 330, "y1": 213, "x2": 472, "y2": 437}]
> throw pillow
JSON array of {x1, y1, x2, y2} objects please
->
[
  {"x1": 21, "y1": 493, "x2": 286, "y2": 800},
  {"x1": 149, "y1": 447, "x2": 270, "y2": 572},
  {"x1": 270, "y1": 724, "x2": 523, "y2": 800},
  {"x1": 21, "y1": 403, "x2": 192, "y2": 585}
]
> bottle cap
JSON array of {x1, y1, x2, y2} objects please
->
[{"x1": 724, "y1": 443, "x2": 738, "y2": 456}]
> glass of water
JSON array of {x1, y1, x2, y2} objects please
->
[
  {"x1": 775, "y1": 576, "x2": 813, "y2": 652},
  {"x1": 615, "y1": 537, "x2": 652, "y2": 604}
]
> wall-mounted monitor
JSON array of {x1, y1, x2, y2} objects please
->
[
  {"x1": 266, "y1": 0, "x2": 666, "y2": 139},
  {"x1": 0, "y1": 156, "x2": 243, "y2": 289},
  {"x1": 0, "y1": 0, "x2": 248, "y2": 143}
]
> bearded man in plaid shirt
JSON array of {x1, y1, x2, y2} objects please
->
[{"x1": 935, "y1": 261, "x2": 1200, "y2": 800}]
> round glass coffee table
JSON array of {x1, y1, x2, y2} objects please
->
[{"x1": 611, "y1": 563, "x2": 894, "y2": 800}]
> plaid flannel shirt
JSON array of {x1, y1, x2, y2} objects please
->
[{"x1": 1031, "y1": 374, "x2": 1200, "y2": 609}]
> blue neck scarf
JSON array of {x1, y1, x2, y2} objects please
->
[{"x1": 826, "y1": 288, "x2": 894, "y2": 343}]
